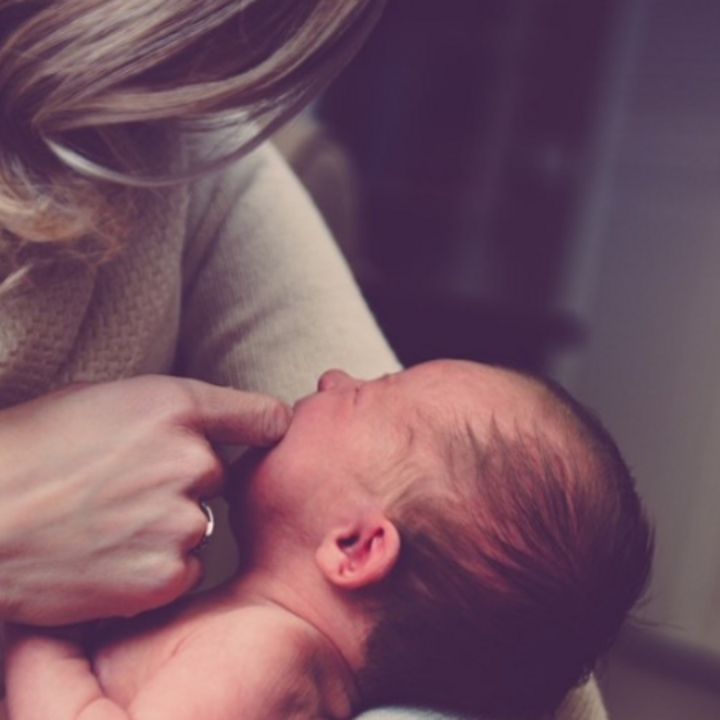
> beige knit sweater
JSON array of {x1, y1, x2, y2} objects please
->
[
  {"x1": 0, "y1": 142, "x2": 398, "y2": 407},
  {"x1": 0, "y1": 140, "x2": 607, "y2": 720}
]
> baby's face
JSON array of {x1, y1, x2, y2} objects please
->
[
  {"x1": 235, "y1": 364, "x2": 437, "y2": 532},
  {"x1": 234, "y1": 360, "x2": 544, "y2": 539}
]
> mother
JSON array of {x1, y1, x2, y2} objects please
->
[{"x1": 0, "y1": 1, "x2": 607, "y2": 719}]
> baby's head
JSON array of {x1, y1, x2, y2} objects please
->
[{"x1": 233, "y1": 360, "x2": 653, "y2": 720}]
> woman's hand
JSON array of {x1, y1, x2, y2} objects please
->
[{"x1": 0, "y1": 376, "x2": 291, "y2": 626}]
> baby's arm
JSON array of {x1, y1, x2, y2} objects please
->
[
  {"x1": 123, "y1": 611, "x2": 336, "y2": 720},
  {"x1": 5, "y1": 611, "x2": 338, "y2": 720},
  {"x1": 4, "y1": 626, "x2": 129, "y2": 720}
]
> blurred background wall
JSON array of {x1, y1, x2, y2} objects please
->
[
  {"x1": 551, "y1": 0, "x2": 720, "y2": 658},
  {"x1": 309, "y1": 0, "x2": 720, "y2": 712}
]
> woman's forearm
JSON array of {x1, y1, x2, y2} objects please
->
[{"x1": 178, "y1": 142, "x2": 401, "y2": 405}]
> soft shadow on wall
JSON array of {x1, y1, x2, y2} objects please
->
[{"x1": 318, "y1": 0, "x2": 621, "y2": 375}]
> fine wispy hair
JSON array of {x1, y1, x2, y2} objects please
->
[{"x1": 358, "y1": 382, "x2": 654, "y2": 720}]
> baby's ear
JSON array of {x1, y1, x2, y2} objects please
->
[{"x1": 315, "y1": 515, "x2": 401, "y2": 590}]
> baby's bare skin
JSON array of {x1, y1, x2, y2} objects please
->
[
  {"x1": 5, "y1": 361, "x2": 620, "y2": 720},
  {"x1": 5, "y1": 361, "x2": 526, "y2": 720},
  {"x1": 6, "y1": 585, "x2": 356, "y2": 720}
]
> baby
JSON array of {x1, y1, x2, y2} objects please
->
[{"x1": 3, "y1": 360, "x2": 653, "y2": 720}]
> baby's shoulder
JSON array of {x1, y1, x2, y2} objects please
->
[
  {"x1": 194, "y1": 603, "x2": 318, "y2": 655},
  {"x1": 184, "y1": 605, "x2": 354, "y2": 720}
]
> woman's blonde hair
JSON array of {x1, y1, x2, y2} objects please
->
[{"x1": 0, "y1": 0, "x2": 384, "y2": 266}]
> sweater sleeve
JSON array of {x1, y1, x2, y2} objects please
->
[{"x1": 176, "y1": 141, "x2": 400, "y2": 404}]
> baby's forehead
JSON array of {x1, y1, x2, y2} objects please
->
[
  {"x1": 391, "y1": 396, "x2": 477, "y2": 482},
  {"x1": 400, "y1": 360, "x2": 546, "y2": 433},
  {"x1": 356, "y1": 361, "x2": 554, "y2": 482},
  {"x1": 404, "y1": 362, "x2": 572, "y2": 464}
]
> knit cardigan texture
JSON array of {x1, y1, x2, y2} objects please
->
[{"x1": 0, "y1": 142, "x2": 397, "y2": 408}]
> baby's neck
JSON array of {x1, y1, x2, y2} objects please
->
[
  {"x1": 91, "y1": 570, "x2": 362, "y2": 720},
  {"x1": 226, "y1": 564, "x2": 369, "y2": 678}
]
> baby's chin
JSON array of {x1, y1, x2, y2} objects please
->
[
  {"x1": 225, "y1": 448, "x2": 270, "y2": 557},
  {"x1": 225, "y1": 447, "x2": 270, "y2": 501}
]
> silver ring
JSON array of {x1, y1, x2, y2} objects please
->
[{"x1": 194, "y1": 501, "x2": 215, "y2": 553}]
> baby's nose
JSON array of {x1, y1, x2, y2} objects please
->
[{"x1": 317, "y1": 369, "x2": 359, "y2": 392}]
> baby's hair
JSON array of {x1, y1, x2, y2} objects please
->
[
  {"x1": 358, "y1": 376, "x2": 653, "y2": 720},
  {"x1": 0, "y1": 0, "x2": 385, "y2": 265}
]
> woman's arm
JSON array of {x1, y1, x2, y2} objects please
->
[
  {"x1": 177, "y1": 141, "x2": 401, "y2": 405},
  {"x1": 555, "y1": 678, "x2": 609, "y2": 720}
]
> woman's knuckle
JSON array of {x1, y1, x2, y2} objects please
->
[
  {"x1": 186, "y1": 506, "x2": 208, "y2": 539},
  {"x1": 176, "y1": 441, "x2": 210, "y2": 473},
  {"x1": 159, "y1": 555, "x2": 187, "y2": 586}
]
